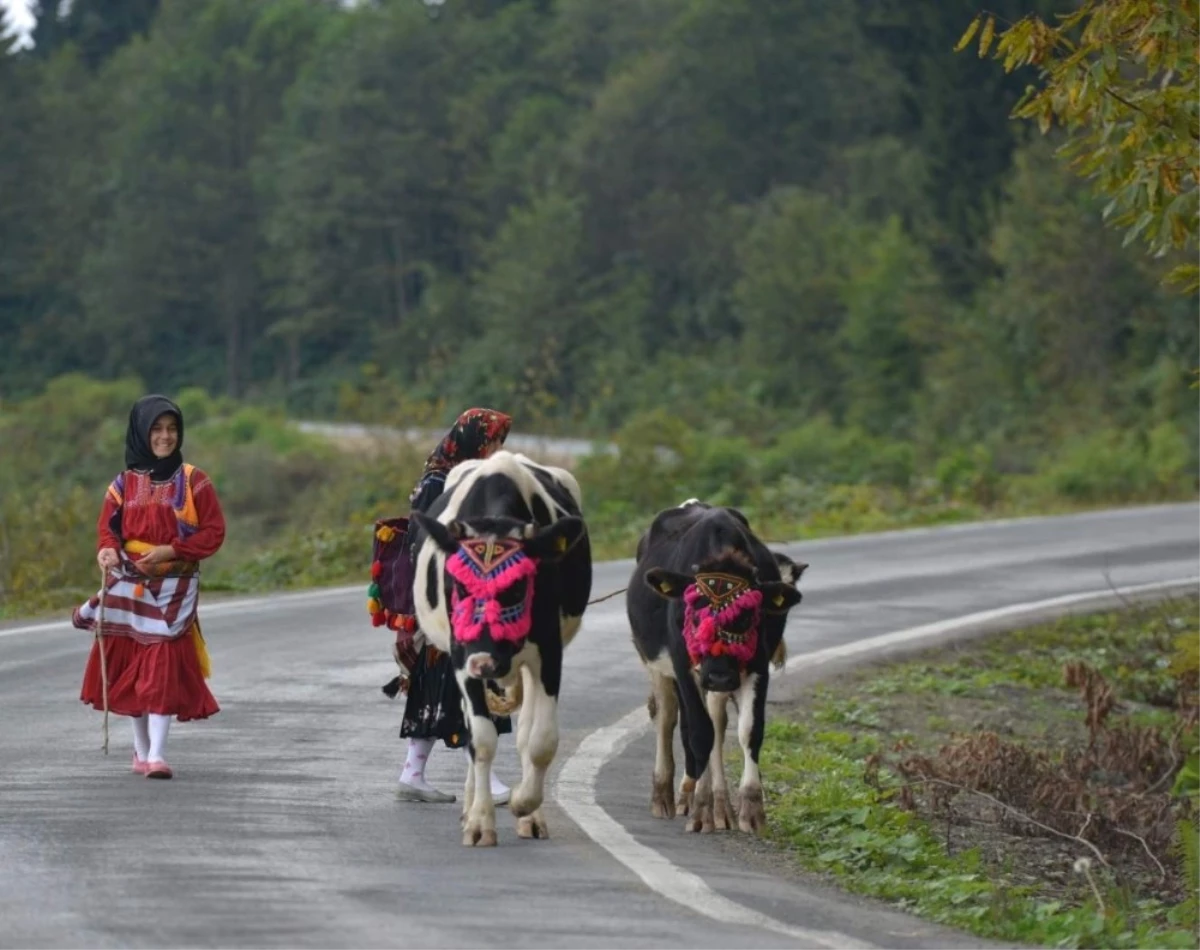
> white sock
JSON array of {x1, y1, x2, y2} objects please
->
[
  {"x1": 131, "y1": 716, "x2": 150, "y2": 761},
  {"x1": 400, "y1": 738, "x2": 435, "y2": 788},
  {"x1": 148, "y1": 713, "x2": 171, "y2": 762}
]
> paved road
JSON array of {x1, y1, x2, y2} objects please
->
[{"x1": 1, "y1": 503, "x2": 1196, "y2": 948}]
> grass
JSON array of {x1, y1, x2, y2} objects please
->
[{"x1": 755, "y1": 598, "x2": 1200, "y2": 949}]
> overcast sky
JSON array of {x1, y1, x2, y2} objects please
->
[{"x1": 2, "y1": 0, "x2": 34, "y2": 48}]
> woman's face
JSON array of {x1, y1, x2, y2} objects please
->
[{"x1": 149, "y1": 414, "x2": 180, "y2": 458}]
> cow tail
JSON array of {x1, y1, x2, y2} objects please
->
[{"x1": 771, "y1": 639, "x2": 787, "y2": 670}]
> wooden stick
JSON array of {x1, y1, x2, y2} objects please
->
[{"x1": 96, "y1": 565, "x2": 110, "y2": 756}]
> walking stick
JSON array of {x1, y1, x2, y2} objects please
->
[{"x1": 96, "y1": 564, "x2": 111, "y2": 755}]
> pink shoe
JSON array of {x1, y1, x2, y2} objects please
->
[
  {"x1": 131, "y1": 755, "x2": 150, "y2": 776},
  {"x1": 145, "y1": 760, "x2": 173, "y2": 780}
]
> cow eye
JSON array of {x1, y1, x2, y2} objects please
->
[{"x1": 497, "y1": 579, "x2": 527, "y2": 608}]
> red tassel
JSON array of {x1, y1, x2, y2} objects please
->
[
  {"x1": 371, "y1": 560, "x2": 382, "y2": 579},
  {"x1": 371, "y1": 612, "x2": 386, "y2": 627},
  {"x1": 711, "y1": 641, "x2": 725, "y2": 657}
]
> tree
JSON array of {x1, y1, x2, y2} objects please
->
[
  {"x1": 959, "y1": 0, "x2": 1199, "y2": 291},
  {"x1": 82, "y1": 0, "x2": 332, "y2": 397},
  {"x1": 30, "y1": 0, "x2": 161, "y2": 67}
]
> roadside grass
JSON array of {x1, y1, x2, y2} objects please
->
[
  {"x1": 757, "y1": 598, "x2": 1200, "y2": 949},
  {"x1": 1, "y1": 377, "x2": 1196, "y2": 619}
]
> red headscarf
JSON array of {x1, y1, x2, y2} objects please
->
[{"x1": 417, "y1": 407, "x2": 513, "y2": 482}]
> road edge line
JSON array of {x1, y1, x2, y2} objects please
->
[{"x1": 552, "y1": 576, "x2": 1199, "y2": 948}]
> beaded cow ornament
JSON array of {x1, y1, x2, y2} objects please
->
[
  {"x1": 445, "y1": 537, "x2": 539, "y2": 644},
  {"x1": 681, "y1": 572, "x2": 763, "y2": 666}
]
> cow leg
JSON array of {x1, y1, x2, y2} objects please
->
[
  {"x1": 648, "y1": 669, "x2": 678, "y2": 818},
  {"x1": 511, "y1": 646, "x2": 559, "y2": 837},
  {"x1": 675, "y1": 667, "x2": 716, "y2": 834},
  {"x1": 461, "y1": 696, "x2": 475, "y2": 826},
  {"x1": 674, "y1": 680, "x2": 698, "y2": 816},
  {"x1": 704, "y1": 690, "x2": 735, "y2": 831},
  {"x1": 736, "y1": 672, "x2": 768, "y2": 834},
  {"x1": 513, "y1": 664, "x2": 552, "y2": 840},
  {"x1": 458, "y1": 675, "x2": 499, "y2": 847}
]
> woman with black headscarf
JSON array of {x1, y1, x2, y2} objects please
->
[
  {"x1": 72, "y1": 394, "x2": 227, "y2": 780},
  {"x1": 381, "y1": 407, "x2": 516, "y2": 804}
]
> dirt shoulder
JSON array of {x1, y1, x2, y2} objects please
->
[{"x1": 753, "y1": 595, "x2": 1199, "y2": 949}]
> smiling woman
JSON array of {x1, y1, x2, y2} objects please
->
[{"x1": 70, "y1": 394, "x2": 228, "y2": 781}]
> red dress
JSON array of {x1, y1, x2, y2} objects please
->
[{"x1": 78, "y1": 466, "x2": 227, "y2": 721}]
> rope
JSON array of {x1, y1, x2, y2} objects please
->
[
  {"x1": 95, "y1": 565, "x2": 111, "y2": 756},
  {"x1": 587, "y1": 586, "x2": 628, "y2": 606}
]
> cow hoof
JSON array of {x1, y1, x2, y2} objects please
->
[
  {"x1": 713, "y1": 791, "x2": 735, "y2": 831},
  {"x1": 463, "y1": 825, "x2": 498, "y2": 847},
  {"x1": 676, "y1": 777, "x2": 696, "y2": 816},
  {"x1": 651, "y1": 777, "x2": 674, "y2": 818},
  {"x1": 517, "y1": 811, "x2": 549, "y2": 840},
  {"x1": 509, "y1": 785, "x2": 543, "y2": 819},
  {"x1": 738, "y1": 786, "x2": 767, "y2": 835},
  {"x1": 686, "y1": 805, "x2": 715, "y2": 834}
]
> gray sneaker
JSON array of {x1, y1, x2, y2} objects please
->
[{"x1": 395, "y1": 781, "x2": 456, "y2": 804}]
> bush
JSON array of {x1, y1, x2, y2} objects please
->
[{"x1": 1040, "y1": 427, "x2": 1193, "y2": 503}]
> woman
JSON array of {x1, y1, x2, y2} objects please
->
[
  {"x1": 391, "y1": 407, "x2": 514, "y2": 803},
  {"x1": 72, "y1": 394, "x2": 227, "y2": 780}
]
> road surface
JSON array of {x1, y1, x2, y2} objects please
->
[{"x1": 1, "y1": 503, "x2": 1196, "y2": 948}]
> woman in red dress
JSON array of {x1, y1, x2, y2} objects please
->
[{"x1": 73, "y1": 394, "x2": 227, "y2": 779}]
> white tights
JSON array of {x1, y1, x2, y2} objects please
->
[
  {"x1": 131, "y1": 714, "x2": 172, "y2": 762},
  {"x1": 398, "y1": 738, "x2": 508, "y2": 795}
]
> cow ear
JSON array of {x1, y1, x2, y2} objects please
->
[
  {"x1": 772, "y1": 552, "x2": 809, "y2": 586},
  {"x1": 524, "y1": 517, "x2": 586, "y2": 561},
  {"x1": 411, "y1": 511, "x2": 459, "y2": 555},
  {"x1": 760, "y1": 580, "x2": 803, "y2": 614},
  {"x1": 644, "y1": 568, "x2": 693, "y2": 600}
]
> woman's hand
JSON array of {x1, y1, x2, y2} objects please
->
[
  {"x1": 134, "y1": 544, "x2": 177, "y2": 569},
  {"x1": 97, "y1": 548, "x2": 120, "y2": 570}
]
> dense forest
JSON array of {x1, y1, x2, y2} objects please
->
[
  {"x1": 1, "y1": 0, "x2": 1194, "y2": 448},
  {"x1": 0, "y1": 0, "x2": 1196, "y2": 614}
]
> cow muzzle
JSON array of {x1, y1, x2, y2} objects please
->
[
  {"x1": 699, "y1": 659, "x2": 741, "y2": 694},
  {"x1": 465, "y1": 651, "x2": 511, "y2": 680}
]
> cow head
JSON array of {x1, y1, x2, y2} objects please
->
[
  {"x1": 645, "y1": 553, "x2": 803, "y2": 693},
  {"x1": 412, "y1": 511, "x2": 585, "y2": 680}
]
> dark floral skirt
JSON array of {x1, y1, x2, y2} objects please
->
[{"x1": 396, "y1": 646, "x2": 511, "y2": 748}]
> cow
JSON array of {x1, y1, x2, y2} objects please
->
[
  {"x1": 410, "y1": 450, "x2": 591, "y2": 847},
  {"x1": 627, "y1": 500, "x2": 806, "y2": 834}
]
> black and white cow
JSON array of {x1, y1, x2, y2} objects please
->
[
  {"x1": 627, "y1": 500, "x2": 806, "y2": 834},
  {"x1": 411, "y1": 450, "x2": 592, "y2": 847}
]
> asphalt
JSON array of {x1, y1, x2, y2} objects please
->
[{"x1": 1, "y1": 502, "x2": 1196, "y2": 948}]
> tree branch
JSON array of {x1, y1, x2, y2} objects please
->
[{"x1": 901, "y1": 777, "x2": 1112, "y2": 868}]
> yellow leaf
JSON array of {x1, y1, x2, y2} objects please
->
[
  {"x1": 1171, "y1": 216, "x2": 1188, "y2": 246},
  {"x1": 955, "y1": 15, "x2": 982, "y2": 53},
  {"x1": 979, "y1": 15, "x2": 997, "y2": 57}
]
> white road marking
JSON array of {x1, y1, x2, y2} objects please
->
[
  {"x1": 554, "y1": 706, "x2": 868, "y2": 949},
  {"x1": 552, "y1": 575, "x2": 1199, "y2": 947}
]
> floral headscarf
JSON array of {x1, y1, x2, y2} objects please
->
[{"x1": 411, "y1": 408, "x2": 512, "y2": 498}]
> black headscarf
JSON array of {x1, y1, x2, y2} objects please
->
[{"x1": 125, "y1": 394, "x2": 185, "y2": 481}]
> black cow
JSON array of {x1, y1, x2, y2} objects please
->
[
  {"x1": 412, "y1": 450, "x2": 591, "y2": 847},
  {"x1": 627, "y1": 500, "x2": 806, "y2": 834}
]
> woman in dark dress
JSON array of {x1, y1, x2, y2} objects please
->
[{"x1": 392, "y1": 407, "x2": 514, "y2": 803}]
